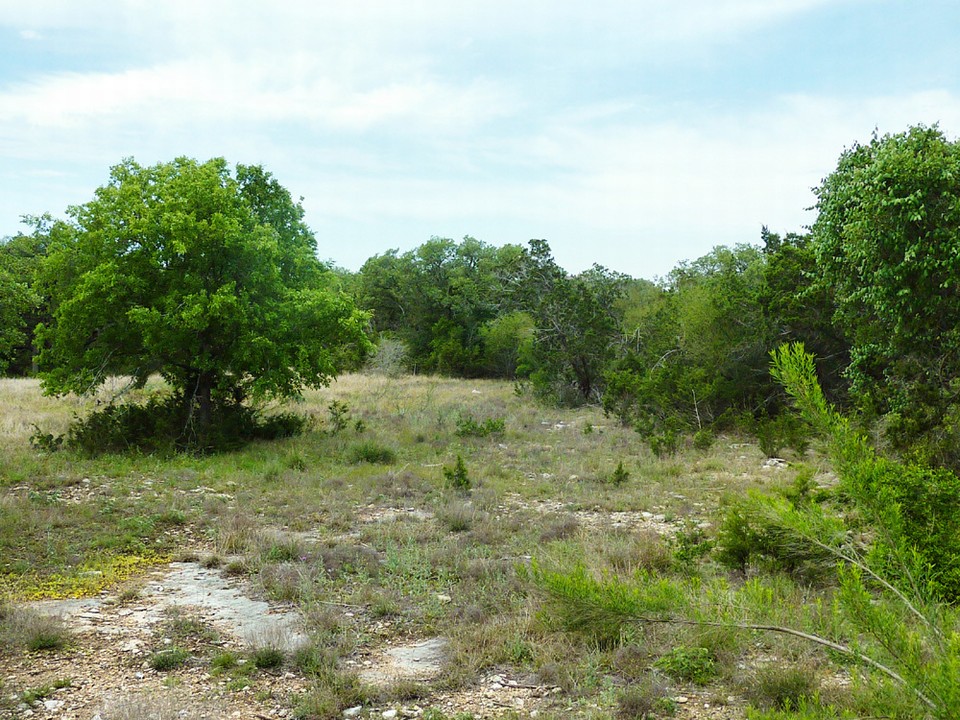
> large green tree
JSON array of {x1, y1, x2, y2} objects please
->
[
  {"x1": 512, "y1": 239, "x2": 626, "y2": 404},
  {"x1": 812, "y1": 125, "x2": 960, "y2": 461},
  {"x1": 37, "y1": 157, "x2": 370, "y2": 438},
  {"x1": 358, "y1": 237, "x2": 524, "y2": 377}
]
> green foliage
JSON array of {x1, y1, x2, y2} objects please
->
[
  {"x1": 610, "y1": 461, "x2": 630, "y2": 486},
  {"x1": 36, "y1": 157, "x2": 370, "y2": 449},
  {"x1": 443, "y1": 455, "x2": 471, "y2": 492},
  {"x1": 527, "y1": 561, "x2": 687, "y2": 647},
  {"x1": 326, "y1": 401, "x2": 352, "y2": 434},
  {"x1": 653, "y1": 646, "x2": 717, "y2": 685},
  {"x1": 692, "y1": 428, "x2": 715, "y2": 450},
  {"x1": 251, "y1": 645, "x2": 285, "y2": 669},
  {"x1": 773, "y1": 342, "x2": 960, "y2": 717},
  {"x1": 516, "y1": 240, "x2": 627, "y2": 404},
  {"x1": 773, "y1": 342, "x2": 960, "y2": 602},
  {"x1": 454, "y1": 413, "x2": 505, "y2": 438},
  {"x1": 148, "y1": 646, "x2": 190, "y2": 671},
  {"x1": 755, "y1": 412, "x2": 811, "y2": 458},
  {"x1": 347, "y1": 441, "x2": 397, "y2": 465},
  {"x1": 812, "y1": 125, "x2": 960, "y2": 464},
  {"x1": 715, "y1": 491, "x2": 841, "y2": 582},
  {"x1": 744, "y1": 663, "x2": 820, "y2": 711},
  {"x1": 0, "y1": 216, "x2": 53, "y2": 375},
  {"x1": 63, "y1": 393, "x2": 307, "y2": 455},
  {"x1": 358, "y1": 237, "x2": 521, "y2": 377}
]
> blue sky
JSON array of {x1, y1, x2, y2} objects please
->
[{"x1": 2, "y1": 0, "x2": 959, "y2": 279}]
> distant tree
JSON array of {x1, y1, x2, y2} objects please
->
[
  {"x1": 0, "y1": 264, "x2": 32, "y2": 374},
  {"x1": 811, "y1": 124, "x2": 960, "y2": 462},
  {"x1": 511, "y1": 239, "x2": 626, "y2": 404},
  {"x1": 358, "y1": 237, "x2": 522, "y2": 377},
  {"x1": 37, "y1": 157, "x2": 370, "y2": 446},
  {"x1": 0, "y1": 215, "x2": 56, "y2": 375}
]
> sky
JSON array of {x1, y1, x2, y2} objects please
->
[{"x1": 2, "y1": 1, "x2": 960, "y2": 279}]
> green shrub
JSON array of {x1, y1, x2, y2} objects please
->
[
  {"x1": 715, "y1": 492, "x2": 840, "y2": 582},
  {"x1": 211, "y1": 651, "x2": 239, "y2": 671},
  {"x1": 443, "y1": 455, "x2": 471, "y2": 492},
  {"x1": 347, "y1": 441, "x2": 397, "y2": 464},
  {"x1": 755, "y1": 412, "x2": 811, "y2": 458},
  {"x1": 149, "y1": 647, "x2": 190, "y2": 671},
  {"x1": 609, "y1": 461, "x2": 630, "y2": 486},
  {"x1": 64, "y1": 393, "x2": 307, "y2": 455},
  {"x1": 455, "y1": 413, "x2": 505, "y2": 438},
  {"x1": 744, "y1": 662, "x2": 820, "y2": 711},
  {"x1": 692, "y1": 428, "x2": 715, "y2": 450},
  {"x1": 326, "y1": 400, "x2": 351, "y2": 434},
  {"x1": 647, "y1": 431, "x2": 679, "y2": 459},
  {"x1": 252, "y1": 645, "x2": 285, "y2": 669},
  {"x1": 653, "y1": 646, "x2": 717, "y2": 685}
]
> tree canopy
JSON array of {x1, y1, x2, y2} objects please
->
[
  {"x1": 36, "y1": 157, "x2": 370, "y2": 445},
  {"x1": 812, "y1": 124, "x2": 960, "y2": 461}
]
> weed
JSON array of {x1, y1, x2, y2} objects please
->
[
  {"x1": 252, "y1": 645, "x2": 285, "y2": 669},
  {"x1": 436, "y1": 500, "x2": 477, "y2": 532},
  {"x1": 616, "y1": 675, "x2": 674, "y2": 719},
  {"x1": 149, "y1": 647, "x2": 190, "y2": 671},
  {"x1": 609, "y1": 461, "x2": 630, "y2": 486},
  {"x1": 347, "y1": 441, "x2": 397, "y2": 464},
  {"x1": 743, "y1": 662, "x2": 820, "y2": 711},
  {"x1": 693, "y1": 428, "x2": 715, "y2": 451},
  {"x1": 653, "y1": 646, "x2": 716, "y2": 685},
  {"x1": 211, "y1": 650, "x2": 240, "y2": 671},
  {"x1": 247, "y1": 627, "x2": 290, "y2": 670},
  {"x1": 0, "y1": 604, "x2": 70, "y2": 651},
  {"x1": 20, "y1": 678, "x2": 72, "y2": 705},
  {"x1": 443, "y1": 455, "x2": 471, "y2": 492},
  {"x1": 455, "y1": 413, "x2": 505, "y2": 438}
]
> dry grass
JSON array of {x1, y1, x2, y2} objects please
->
[{"x1": 0, "y1": 372, "x2": 833, "y2": 717}]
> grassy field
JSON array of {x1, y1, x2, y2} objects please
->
[{"x1": 0, "y1": 373, "x2": 866, "y2": 719}]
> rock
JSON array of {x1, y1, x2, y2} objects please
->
[
  {"x1": 43, "y1": 700, "x2": 63, "y2": 711},
  {"x1": 382, "y1": 710, "x2": 398, "y2": 719},
  {"x1": 673, "y1": 696, "x2": 689, "y2": 704},
  {"x1": 343, "y1": 707, "x2": 363, "y2": 718}
]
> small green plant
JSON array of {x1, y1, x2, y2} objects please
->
[
  {"x1": 647, "y1": 431, "x2": 679, "y2": 458},
  {"x1": 693, "y1": 428, "x2": 715, "y2": 451},
  {"x1": 20, "y1": 678, "x2": 72, "y2": 705},
  {"x1": 149, "y1": 647, "x2": 190, "y2": 671},
  {"x1": 0, "y1": 605, "x2": 70, "y2": 651},
  {"x1": 616, "y1": 676, "x2": 675, "y2": 719},
  {"x1": 347, "y1": 441, "x2": 397, "y2": 464},
  {"x1": 653, "y1": 646, "x2": 716, "y2": 685},
  {"x1": 252, "y1": 645, "x2": 285, "y2": 669},
  {"x1": 673, "y1": 521, "x2": 715, "y2": 568},
  {"x1": 211, "y1": 650, "x2": 240, "y2": 671},
  {"x1": 327, "y1": 400, "x2": 351, "y2": 434},
  {"x1": 455, "y1": 413, "x2": 505, "y2": 438},
  {"x1": 744, "y1": 662, "x2": 820, "y2": 711},
  {"x1": 610, "y1": 461, "x2": 630, "y2": 485},
  {"x1": 443, "y1": 455, "x2": 471, "y2": 492}
]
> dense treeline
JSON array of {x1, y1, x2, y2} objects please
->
[{"x1": 4, "y1": 124, "x2": 960, "y2": 464}]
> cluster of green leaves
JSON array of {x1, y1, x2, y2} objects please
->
[
  {"x1": 8, "y1": 157, "x2": 370, "y2": 451},
  {"x1": 358, "y1": 236, "x2": 625, "y2": 405},
  {"x1": 603, "y1": 236, "x2": 841, "y2": 449},
  {"x1": 358, "y1": 237, "x2": 529, "y2": 377},
  {"x1": 812, "y1": 124, "x2": 960, "y2": 465}
]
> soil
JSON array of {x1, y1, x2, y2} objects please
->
[{"x1": 4, "y1": 523, "x2": 749, "y2": 719}]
